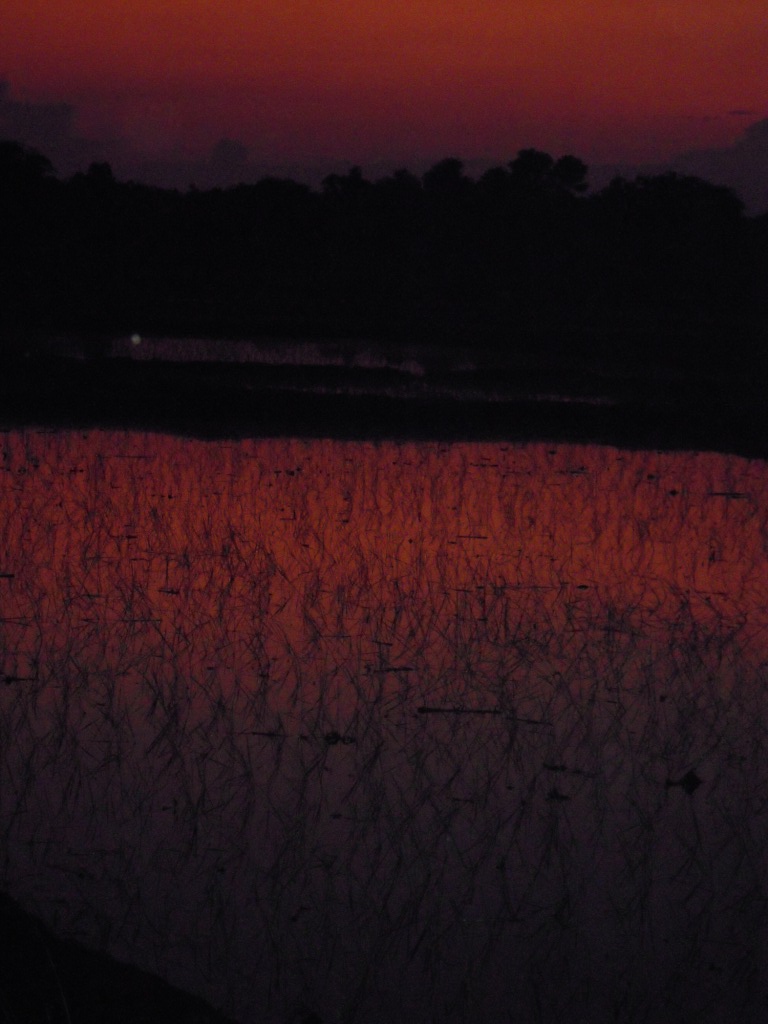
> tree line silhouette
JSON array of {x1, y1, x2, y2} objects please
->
[{"x1": 2, "y1": 138, "x2": 767, "y2": 373}]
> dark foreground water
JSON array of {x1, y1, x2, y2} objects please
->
[{"x1": 2, "y1": 430, "x2": 768, "y2": 1023}]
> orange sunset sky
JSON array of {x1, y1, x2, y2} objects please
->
[{"x1": 2, "y1": 0, "x2": 767, "y2": 199}]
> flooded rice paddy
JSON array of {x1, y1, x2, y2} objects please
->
[{"x1": 2, "y1": 430, "x2": 768, "y2": 1023}]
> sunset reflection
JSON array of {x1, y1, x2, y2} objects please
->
[
  {"x1": 2, "y1": 430, "x2": 768, "y2": 1021},
  {"x1": 2, "y1": 431, "x2": 765, "y2": 705}
]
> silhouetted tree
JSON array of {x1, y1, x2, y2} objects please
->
[
  {"x1": 507, "y1": 149, "x2": 588, "y2": 196},
  {"x1": 0, "y1": 135, "x2": 764, "y2": 376},
  {"x1": 375, "y1": 168, "x2": 422, "y2": 202},
  {"x1": 321, "y1": 166, "x2": 370, "y2": 204},
  {"x1": 80, "y1": 161, "x2": 116, "y2": 188},
  {"x1": 0, "y1": 139, "x2": 54, "y2": 190},
  {"x1": 477, "y1": 165, "x2": 512, "y2": 199},
  {"x1": 551, "y1": 155, "x2": 589, "y2": 193},
  {"x1": 508, "y1": 149, "x2": 554, "y2": 189},
  {"x1": 422, "y1": 158, "x2": 470, "y2": 197},
  {"x1": 586, "y1": 171, "x2": 751, "y2": 366},
  {"x1": 0, "y1": 141, "x2": 60, "y2": 334}
]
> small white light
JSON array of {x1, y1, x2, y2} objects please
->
[{"x1": 131, "y1": 334, "x2": 142, "y2": 346}]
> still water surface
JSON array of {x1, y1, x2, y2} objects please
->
[{"x1": 2, "y1": 430, "x2": 768, "y2": 1022}]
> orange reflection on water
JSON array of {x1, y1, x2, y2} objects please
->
[
  {"x1": 1, "y1": 430, "x2": 767, "y2": 713},
  {"x1": 2, "y1": 429, "x2": 768, "y2": 1021}
]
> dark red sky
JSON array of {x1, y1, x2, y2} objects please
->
[{"x1": 2, "y1": 1, "x2": 767, "y2": 206}]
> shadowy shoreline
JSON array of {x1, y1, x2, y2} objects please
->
[
  {"x1": 1, "y1": 352, "x2": 767, "y2": 460},
  {"x1": 0, "y1": 889, "x2": 238, "y2": 1024},
  {"x1": 4, "y1": 136, "x2": 768, "y2": 460}
]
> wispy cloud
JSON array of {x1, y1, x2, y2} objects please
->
[
  {"x1": 0, "y1": 80, "x2": 106, "y2": 174},
  {"x1": 671, "y1": 116, "x2": 768, "y2": 213}
]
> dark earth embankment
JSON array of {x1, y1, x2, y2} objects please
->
[
  {"x1": 0, "y1": 889, "x2": 238, "y2": 1024},
  {"x1": 1, "y1": 347, "x2": 767, "y2": 459}
]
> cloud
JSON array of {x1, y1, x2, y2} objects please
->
[
  {"x1": 591, "y1": 116, "x2": 768, "y2": 215},
  {"x1": 670, "y1": 117, "x2": 768, "y2": 214},
  {"x1": 202, "y1": 138, "x2": 252, "y2": 187},
  {"x1": 121, "y1": 139, "x2": 254, "y2": 191},
  {"x1": 122, "y1": 137, "x2": 338, "y2": 192},
  {"x1": 210, "y1": 138, "x2": 249, "y2": 171},
  {"x1": 0, "y1": 79, "x2": 105, "y2": 175},
  {"x1": 0, "y1": 81, "x2": 334, "y2": 189}
]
